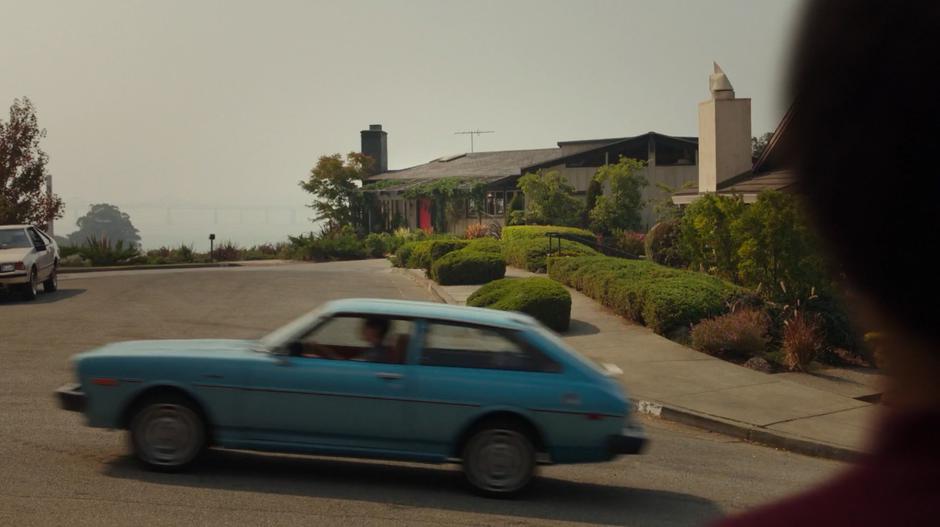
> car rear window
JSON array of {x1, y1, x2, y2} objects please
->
[{"x1": 420, "y1": 321, "x2": 560, "y2": 373}]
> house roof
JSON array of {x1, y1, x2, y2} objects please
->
[
  {"x1": 364, "y1": 132, "x2": 697, "y2": 190},
  {"x1": 673, "y1": 104, "x2": 796, "y2": 199}
]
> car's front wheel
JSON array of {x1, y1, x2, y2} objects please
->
[
  {"x1": 129, "y1": 395, "x2": 206, "y2": 471},
  {"x1": 19, "y1": 269, "x2": 39, "y2": 301},
  {"x1": 462, "y1": 422, "x2": 536, "y2": 497}
]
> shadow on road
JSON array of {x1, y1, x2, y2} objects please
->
[
  {"x1": 0, "y1": 288, "x2": 86, "y2": 305},
  {"x1": 564, "y1": 318, "x2": 601, "y2": 336},
  {"x1": 103, "y1": 450, "x2": 721, "y2": 526}
]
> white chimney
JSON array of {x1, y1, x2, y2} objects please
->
[{"x1": 698, "y1": 63, "x2": 752, "y2": 193}]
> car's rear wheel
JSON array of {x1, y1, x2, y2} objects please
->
[
  {"x1": 462, "y1": 422, "x2": 536, "y2": 497},
  {"x1": 129, "y1": 395, "x2": 206, "y2": 471},
  {"x1": 19, "y1": 268, "x2": 38, "y2": 301},
  {"x1": 43, "y1": 264, "x2": 58, "y2": 292}
]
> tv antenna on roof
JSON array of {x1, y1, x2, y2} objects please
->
[{"x1": 454, "y1": 129, "x2": 494, "y2": 153}]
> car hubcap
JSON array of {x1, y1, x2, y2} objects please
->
[
  {"x1": 469, "y1": 430, "x2": 531, "y2": 492},
  {"x1": 136, "y1": 404, "x2": 201, "y2": 466}
]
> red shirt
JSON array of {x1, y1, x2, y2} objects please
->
[{"x1": 713, "y1": 410, "x2": 940, "y2": 527}]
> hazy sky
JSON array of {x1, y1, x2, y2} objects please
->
[{"x1": 1, "y1": 0, "x2": 802, "y2": 248}]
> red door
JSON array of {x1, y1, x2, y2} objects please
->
[{"x1": 418, "y1": 199, "x2": 432, "y2": 232}]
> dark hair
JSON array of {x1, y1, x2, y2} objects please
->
[
  {"x1": 364, "y1": 317, "x2": 391, "y2": 338},
  {"x1": 787, "y1": 0, "x2": 940, "y2": 343}
]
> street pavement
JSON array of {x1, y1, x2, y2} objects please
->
[{"x1": 0, "y1": 260, "x2": 844, "y2": 526}]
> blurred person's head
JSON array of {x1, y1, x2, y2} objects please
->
[
  {"x1": 362, "y1": 318, "x2": 390, "y2": 347},
  {"x1": 788, "y1": 0, "x2": 940, "y2": 404}
]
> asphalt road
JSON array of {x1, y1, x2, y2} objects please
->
[{"x1": 0, "y1": 260, "x2": 844, "y2": 526}]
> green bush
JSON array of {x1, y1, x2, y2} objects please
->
[
  {"x1": 503, "y1": 237, "x2": 599, "y2": 272},
  {"x1": 548, "y1": 256, "x2": 740, "y2": 334},
  {"x1": 465, "y1": 237, "x2": 503, "y2": 254},
  {"x1": 428, "y1": 239, "x2": 470, "y2": 264},
  {"x1": 645, "y1": 220, "x2": 686, "y2": 267},
  {"x1": 502, "y1": 225, "x2": 594, "y2": 242},
  {"x1": 431, "y1": 250, "x2": 506, "y2": 285},
  {"x1": 467, "y1": 277, "x2": 572, "y2": 332},
  {"x1": 363, "y1": 233, "x2": 390, "y2": 258}
]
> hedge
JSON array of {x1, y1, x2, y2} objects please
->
[
  {"x1": 502, "y1": 225, "x2": 594, "y2": 242},
  {"x1": 503, "y1": 237, "x2": 599, "y2": 272},
  {"x1": 464, "y1": 237, "x2": 503, "y2": 254},
  {"x1": 467, "y1": 277, "x2": 572, "y2": 332},
  {"x1": 547, "y1": 256, "x2": 741, "y2": 334},
  {"x1": 432, "y1": 250, "x2": 506, "y2": 285}
]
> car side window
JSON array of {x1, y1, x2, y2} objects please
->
[
  {"x1": 27, "y1": 228, "x2": 44, "y2": 248},
  {"x1": 297, "y1": 315, "x2": 414, "y2": 364},
  {"x1": 420, "y1": 322, "x2": 560, "y2": 373}
]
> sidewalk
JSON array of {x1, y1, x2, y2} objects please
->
[{"x1": 401, "y1": 266, "x2": 878, "y2": 461}]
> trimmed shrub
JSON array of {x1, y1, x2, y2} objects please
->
[
  {"x1": 428, "y1": 239, "x2": 470, "y2": 264},
  {"x1": 645, "y1": 220, "x2": 686, "y2": 267},
  {"x1": 502, "y1": 225, "x2": 594, "y2": 242},
  {"x1": 465, "y1": 237, "x2": 503, "y2": 254},
  {"x1": 293, "y1": 233, "x2": 367, "y2": 261},
  {"x1": 467, "y1": 277, "x2": 572, "y2": 332},
  {"x1": 609, "y1": 230, "x2": 646, "y2": 257},
  {"x1": 548, "y1": 256, "x2": 740, "y2": 334},
  {"x1": 691, "y1": 309, "x2": 771, "y2": 359},
  {"x1": 432, "y1": 250, "x2": 506, "y2": 286},
  {"x1": 782, "y1": 312, "x2": 823, "y2": 371},
  {"x1": 503, "y1": 237, "x2": 599, "y2": 273}
]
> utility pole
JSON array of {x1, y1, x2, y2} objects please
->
[{"x1": 454, "y1": 129, "x2": 495, "y2": 153}]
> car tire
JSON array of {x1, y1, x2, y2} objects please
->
[
  {"x1": 462, "y1": 421, "x2": 537, "y2": 498},
  {"x1": 19, "y1": 269, "x2": 39, "y2": 301},
  {"x1": 129, "y1": 395, "x2": 207, "y2": 472},
  {"x1": 43, "y1": 264, "x2": 58, "y2": 293}
]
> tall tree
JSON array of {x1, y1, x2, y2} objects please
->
[
  {"x1": 516, "y1": 170, "x2": 583, "y2": 227},
  {"x1": 68, "y1": 203, "x2": 141, "y2": 247},
  {"x1": 752, "y1": 132, "x2": 774, "y2": 160},
  {"x1": 589, "y1": 157, "x2": 648, "y2": 234},
  {"x1": 0, "y1": 97, "x2": 63, "y2": 225},
  {"x1": 678, "y1": 193, "x2": 746, "y2": 278},
  {"x1": 300, "y1": 152, "x2": 372, "y2": 234}
]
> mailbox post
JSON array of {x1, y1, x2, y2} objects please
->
[{"x1": 209, "y1": 233, "x2": 216, "y2": 262}]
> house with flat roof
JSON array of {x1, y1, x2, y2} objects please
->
[{"x1": 359, "y1": 126, "x2": 699, "y2": 234}]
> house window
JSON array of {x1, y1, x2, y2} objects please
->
[
  {"x1": 466, "y1": 198, "x2": 478, "y2": 218},
  {"x1": 485, "y1": 191, "x2": 505, "y2": 216}
]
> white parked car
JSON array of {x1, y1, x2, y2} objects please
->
[{"x1": 0, "y1": 225, "x2": 59, "y2": 300}]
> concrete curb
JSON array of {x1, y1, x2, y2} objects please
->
[
  {"x1": 635, "y1": 399, "x2": 860, "y2": 462},
  {"x1": 59, "y1": 262, "x2": 242, "y2": 274},
  {"x1": 394, "y1": 267, "x2": 460, "y2": 305}
]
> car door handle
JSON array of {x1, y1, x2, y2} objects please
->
[{"x1": 375, "y1": 372, "x2": 403, "y2": 381}]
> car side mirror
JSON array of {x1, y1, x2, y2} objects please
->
[{"x1": 287, "y1": 341, "x2": 304, "y2": 357}]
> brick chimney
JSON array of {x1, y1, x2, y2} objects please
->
[
  {"x1": 698, "y1": 63, "x2": 752, "y2": 193},
  {"x1": 360, "y1": 124, "x2": 388, "y2": 175}
]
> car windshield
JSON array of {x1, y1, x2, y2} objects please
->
[
  {"x1": 257, "y1": 308, "x2": 325, "y2": 351},
  {"x1": 0, "y1": 229, "x2": 32, "y2": 249}
]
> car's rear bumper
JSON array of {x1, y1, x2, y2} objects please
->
[
  {"x1": 608, "y1": 424, "x2": 647, "y2": 456},
  {"x1": 56, "y1": 383, "x2": 86, "y2": 413}
]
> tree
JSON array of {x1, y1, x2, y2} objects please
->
[
  {"x1": 733, "y1": 191, "x2": 828, "y2": 302},
  {"x1": 588, "y1": 157, "x2": 648, "y2": 234},
  {"x1": 651, "y1": 180, "x2": 693, "y2": 222},
  {"x1": 582, "y1": 177, "x2": 602, "y2": 227},
  {"x1": 752, "y1": 132, "x2": 774, "y2": 160},
  {"x1": 300, "y1": 152, "x2": 372, "y2": 234},
  {"x1": 516, "y1": 170, "x2": 583, "y2": 227},
  {"x1": 68, "y1": 203, "x2": 141, "y2": 247},
  {"x1": 0, "y1": 97, "x2": 63, "y2": 225},
  {"x1": 678, "y1": 193, "x2": 746, "y2": 278}
]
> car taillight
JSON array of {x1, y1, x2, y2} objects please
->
[{"x1": 14, "y1": 262, "x2": 25, "y2": 271}]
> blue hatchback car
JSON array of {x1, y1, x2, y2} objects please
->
[{"x1": 57, "y1": 298, "x2": 645, "y2": 496}]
